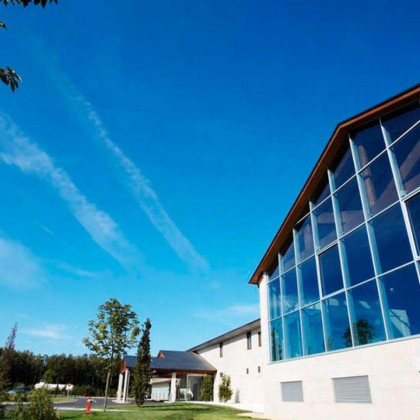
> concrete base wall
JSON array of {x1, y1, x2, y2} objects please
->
[{"x1": 263, "y1": 337, "x2": 420, "y2": 420}]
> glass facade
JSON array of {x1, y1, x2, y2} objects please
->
[{"x1": 267, "y1": 101, "x2": 420, "y2": 362}]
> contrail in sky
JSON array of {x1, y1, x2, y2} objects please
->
[
  {"x1": 0, "y1": 114, "x2": 144, "y2": 272},
  {"x1": 53, "y1": 73, "x2": 209, "y2": 273}
]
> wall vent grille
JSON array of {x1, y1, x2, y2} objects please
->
[
  {"x1": 281, "y1": 381, "x2": 303, "y2": 402},
  {"x1": 333, "y1": 375, "x2": 372, "y2": 403}
]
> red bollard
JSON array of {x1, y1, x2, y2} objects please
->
[{"x1": 86, "y1": 397, "x2": 93, "y2": 415}]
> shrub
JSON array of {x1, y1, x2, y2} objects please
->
[
  {"x1": 200, "y1": 376, "x2": 213, "y2": 401},
  {"x1": 218, "y1": 374, "x2": 233, "y2": 402},
  {"x1": 27, "y1": 388, "x2": 58, "y2": 420},
  {"x1": 8, "y1": 391, "x2": 29, "y2": 419}
]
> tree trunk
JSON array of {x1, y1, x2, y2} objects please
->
[{"x1": 103, "y1": 368, "x2": 111, "y2": 412}]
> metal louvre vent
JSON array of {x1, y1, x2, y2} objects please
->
[
  {"x1": 281, "y1": 381, "x2": 304, "y2": 402},
  {"x1": 333, "y1": 375, "x2": 372, "y2": 403}
]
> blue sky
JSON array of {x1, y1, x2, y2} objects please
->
[{"x1": 0, "y1": 0, "x2": 418, "y2": 356}]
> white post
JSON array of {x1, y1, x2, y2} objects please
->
[
  {"x1": 170, "y1": 372, "x2": 177, "y2": 402},
  {"x1": 117, "y1": 373, "x2": 123, "y2": 402},
  {"x1": 122, "y1": 369, "x2": 130, "y2": 403}
]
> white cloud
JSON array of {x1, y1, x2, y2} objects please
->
[
  {"x1": 51, "y1": 73, "x2": 208, "y2": 273},
  {"x1": 0, "y1": 114, "x2": 144, "y2": 271},
  {"x1": 23, "y1": 324, "x2": 72, "y2": 340},
  {"x1": 0, "y1": 236, "x2": 46, "y2": 289}
]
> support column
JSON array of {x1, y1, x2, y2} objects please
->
[
  {"x1": 122, "y1": 369, "x2": 130, "y2": 403},
  {"x1": 116, "y1": 373, "x2": 123, "y2": 402},
  {"x1": 170, "y1": 372, "x2": 177, "y2": 402}
]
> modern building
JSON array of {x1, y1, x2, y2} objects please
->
[{"x1": 249, "y1": 85, "x2": 420, "y2": 419}]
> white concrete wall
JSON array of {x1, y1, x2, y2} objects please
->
[
  {"x1": 259, "y1": 274, "x2": 420, "y2": 420},
  {"x1": 262, "y1": 338, "x2": 420, "y2": 420},
  {"x1": 196, "y1": 328, "x2": 264, "y2": 404}
]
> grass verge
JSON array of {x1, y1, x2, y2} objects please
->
[{"x1": 59, "y1": 402, "x2": 258, "y2": 419}]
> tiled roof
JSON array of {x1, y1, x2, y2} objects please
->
[{"x1": 124, "y1": 350, "x2": 216, "y2": 373}]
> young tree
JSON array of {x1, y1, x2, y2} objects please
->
[
  {"x1": 83, "y1": 298, "x2": 140, "y2": 412},
  {"x1": 218, "y1": 374, "x2": 233, "y2": 402},
  {"x1": 200, "y1": 375, "x2": 213, "y2": 401},
  {"x1": 0, "y1": 323, "x2": 17, "y2": 392},
  {"x1": 133, "y1": 319, "x2": 152, "y2": 406},
  {"x1": 0, "y1": 0, "x2": 58, "y2": 92}
]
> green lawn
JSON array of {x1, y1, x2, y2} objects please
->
[{"x1": 59, "y1": 402, "x2": 259, "y2": 419}]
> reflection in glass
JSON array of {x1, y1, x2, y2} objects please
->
[
  {"x1": 335, "y1": 177, "x2": 364, "y2": 235},
  {"x1": 361, "y1": 153, "x2": 398, "y2": 216},
  {"x1": 313, "y1": 177, "x2": 330, "y2": 206},
  {"x1": 333, "y1": 147, "x2": 355, "y2": 189},
  {"x1": 370, "y1": 204, "x2": 412, "y2": 273},
  {"x1": 349, "y1": 280, "x2": 386, "y2": 346},
  {"x1": 323, "y1": 292, "x2": 351, "y2": 351},
  {"x1": 319, "y1": 245, "x2": 344, "y2": 296},
  {"x1": 284, "y1": 312, "x2": 303, "y2": 359},
  {"x1": 282, "y1": 269, "x2": 298, "y2": 314},
  {"x1": 281, "y1": 240, "x2": 295, "y2": 273},
  {"x1": 407, "y1": 194, "x2": 420, "y2": 254},
  {"x1": 268, "y1": 259, "x2": 279, "y2": 281},
  {"x1": 314, "y1": 198, "x2": 337, "y2": 249},
  {"x1": 351, "y1": 122, "x2": 385, "y2": 168},
  {"x1": 380, "y1": 264, "x2": 420, "y2": 339},
  {"x1": 342, "y1": 226, "x2": 375, "y2": 286},
  {"x1": 270, "y1": 319, "x2": 283, "y2": 361},
  {"x1": 302, "y1": 303, "x2": 325, "y2": 355},
  {"x1": 392, "y1": 124, "x2": 420, "y2": 195},
  {"x1": 382, "y1": 103, "x2": 420, "y2": 141},
  {"x1": 296, "y1": 215, "x2": 314, "y2": 261},
  {"x1": 268, "y1": 279, "x2": 281, "y2": 320},
  {"x1": 299, "y1": 257, "x2": 319, "y2": 306}
]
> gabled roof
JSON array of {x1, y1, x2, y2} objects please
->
[
  {"x1": 124, "y1": 350, "x2": 216, "y2": 374},
  {"x1": 248, "y1": 84, "x2": 420, "y2": 285},
  {"x1": 188, "y1": 318, "x2": 260, "y2": 352}
]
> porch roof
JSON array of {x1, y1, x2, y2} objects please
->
[{"x1": 124, "y1": 350, "x2": 216, "y2": 375}]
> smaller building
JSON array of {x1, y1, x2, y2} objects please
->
[
  {"x1": 118, "y1": 319, "x2": 263, "y2": 408},
  {"x1": 117, "y1": 350, "x2": 216, "y2": 403},
  {"x1": 189, "y1": 319, "x2": 264, "y2": 406}
]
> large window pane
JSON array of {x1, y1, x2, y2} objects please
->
[
  {"x1": 296, "y1": 215, "x2": 314, "y2": 261},
  {"x1": 270, "y1": 319, "x2": 284, "y2": 361},
  {"x1": 335, "y1": 177, "x2": 364, "y2": 235},
  {"x1": 284, "y1": 311, "x2": 303, "y2": 359},
  {"x1": 349, "y1": 280, "x2": 386, "y2": 346},
  {"x1": 299, "y1": 256, "x2": 319, "y2": 306},
  {"x1": 319, "y1": 245, "x2": 344, "y2": 296},
  {"x1": 392, "y1": 124, "x2": 420, "y2": 195},
  {"x1": 268, "y1": 279, "x2": 281, "y2": 320},
  {"x1": 380, "y1": 264, "x2": 420, "y2": 339},
  {"x1": 333, "y1": 147, "x2": 355, "y2": 189},
  {"x1": 370, "y1": 204, "x2": 412, "y2": 273},
  {"x1": 281, "y1": 241, "x2": 295, "y2": 273},
  {"x1": 382, "y1": 103, "x2": 420, "y2": 142},
  {"x1": 341, "y1": 226, "x2": 375, "y2": 286},
  {"x1": 314, "y1": 198, "x2": 337, "y2": 249},
  {"x1": 351, "y1": 122, "x2": 385, "y2": 168},
  {"x1": 323, "y1": 292, "x2": 351, "y2": 351},
  {"x1": 361, "y1": 153, "x2": 398, "y2": 216},
  {"x1": 302, "y1": 303, "x2": 325, "y2": 355},
  {"x1": 282, "y1": 269, "x2": 298, "y2": 314},
  {"x1": 407, "y1": 193, "x2": 420, "y2": 254}
]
